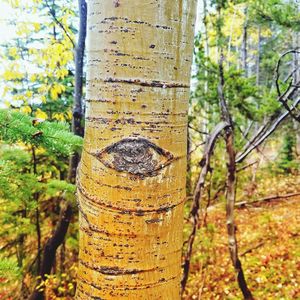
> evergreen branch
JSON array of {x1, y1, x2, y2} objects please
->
[{"x1": 0, "y1": 109, "x2": 83, "y2": 156}]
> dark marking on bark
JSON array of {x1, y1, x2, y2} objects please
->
[
  {"x1": 155, "y1": 24, "x2": 172, "y2": 30},
  {"x1": 94, "y1": 137, "x2": 174, "y2": 177},
  {"x1": 145, "y1": 218, "x2": 163, "y2": 224},
  {"x1": 77, "y1": 182, "x2": 185, "y2": 215},
  {"x1": 104, "y1": 77, "x2": 189, "y2": 89},
  {"x1": 115, "y1": 51, "x2": 130, "y2": 56},
  {"x1": 80, "y1": 260, "x2": 157, "y2": 275},
  {"x1": 135, "y1": 210, "x2": 145, "y2": 216},
  {"x1": 114, "y1": 0, "x2": 120, "y2": 8}
]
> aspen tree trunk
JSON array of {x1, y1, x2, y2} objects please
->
[{"x1": 76, "y1": 1, "x2": 196, "y2": 299}]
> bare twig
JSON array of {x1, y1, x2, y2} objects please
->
[
  {"x1": 237, "y1": 49, "x2": 300, "y2": 163},
  {"x1": 241, "y1": 242, "x2": 265, "y2": 257},
  {"x1": 236, "y1": 161, "x2": 258, "y2": 173},
  {"x1": 235, "y1": 192, "x2": 300, "y2": 208},
  {"x1": 236, "y1": 122, "x2": 270, "y2": 161},
  {"x1": 242, "y1": 121, "x2": 253, "y2": 139},
  {"x1": 211, "y1": 183, "x2": 226, "y2": 201},
  {"x1": 188, "y1": 124, "x2": 209, "y2": 135},
  {"x1": 236, "y1": 97, "x2": 300, "y2": 163},
  {"x1": 188, "y1": 141, "x2": 206, "y2": 155},
  {"x1": 45, "y1": 0, "x2": 75, "y2": 48},
  {"x1": 275, "y1": 49, "x2": 300, "y2": 97},
  {"x1": 274, "y1": 49, "x2": 300, "y2": 121}
]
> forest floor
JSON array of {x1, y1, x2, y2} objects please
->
[
  {"x1": 184, "y1": 193, "x2": 300, "y2": 300},
  {"x1": 1, "y1": 174, "x2": 299, "y2": 300}
]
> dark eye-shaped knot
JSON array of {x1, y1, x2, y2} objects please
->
[{"x1": 95, "y1": 137, "x2": 174, "y2": 177}]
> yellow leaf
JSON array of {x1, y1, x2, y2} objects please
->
[
  {"x1": 21, "y1": 106, "x2": 32, "y2": 114},
  {"x1": 66, "y1": 110, "x2": 72, "y2": 120},
  {"x1": 33, "y1": 22, "x2": 40, "y2": 32},
  {"x1": 50, "y1": 88, "x2": 58, "y2": 100},
  {"x1": 25, "y1": 91, "x2": 33, "y2": 98},
  {"x1": 29, "y1": 74, "x2": 37, "y2": 82},
  {"x1": 53, "y1": 113, "x2": 65, "y2": 121},
  {"x1": 35, "y1": 108, "x2": 48, "y2": 120},
  {"x1": 8, "y1": 47, "x2": 18, "y2": 58}
]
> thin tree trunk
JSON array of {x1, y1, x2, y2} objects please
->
[
  {"x1": 256, "y1": 26, "x2": 261, "y2": 86},
  {"x1": 32, "y1": 146, "x2": 41, "y2": 274},
  {"x1": 75, "y1": 1, "x2": 197, "y2": 298},
  {"x1": 292, "y1": 32, "x2": 300, "y2": 155},
  {"x1": 242, "y1": 7, "x2": 248, "y2": 77},
  {"x1": 68, "y1": 0, "x2": 87, "y2": 183},
  {"x1": 29, "y1": 203, "x2": 72, "y2": 300},
  {"x1": 19, "y1": 209, "x2": 28, "y2": 299},
  {"x1": 217, "y1": 6, "x2": 253, "y2": 299},
  {"x1": 202, "y1": 0, "x2": 210, "y2": 133},
  {"x1": 227, "y1": 8, "x2": 236, "y2": 68},
  {"x1": 35, "y1": 206, "x2": 41, "y2": 274},
  {"x1": 218, "y1": 53, "x2": 253, "y2": 300}
]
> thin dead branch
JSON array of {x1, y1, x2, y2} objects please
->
[
  {"x1": 236, "y1": 97, "x2": 300, "y2": 163},
  {"x1": 181, "y1": 121, "x2": 230, "y2": 293},
  {"x1": 241, "y1": 242, "x2": 265, "y2": 257},
  {"x1": 274, "y1": 49, "x2": 300, "y2": 121},
  {"x1": 236, "y1": 161, "x2": 258, "y2": 173},
  {"x1": 235, "y1": 192, "x2": 300, "y2": 208}
]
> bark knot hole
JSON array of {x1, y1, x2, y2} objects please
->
[{"x1": 95, "y1": 137, "x2": 174, "y2": 178}]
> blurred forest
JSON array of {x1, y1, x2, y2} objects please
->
[{"x1": 0, "y1": 0, "x2": 299, "y2": 299}]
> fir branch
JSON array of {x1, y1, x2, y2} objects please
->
[{"x1": 0, "y1": 109, "x2": 83, "y2": 156}]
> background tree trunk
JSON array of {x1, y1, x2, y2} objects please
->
[
  {"x1": 76, "y1": 0, "x2": 196, "y2": 299},
  {"x1": 68, "y1": 0, "x2": 87, "y2": 183},
  {"x1": 241, "y1": 7, "x2": 248, "y2": 77},
  {"x1": 292, "y1": 32, "x2": 300, "y2": 156}
]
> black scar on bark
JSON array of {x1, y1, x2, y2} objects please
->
[
  {"x1": 114, "y1": 0, "x2": 120, "y2": 7},
  {"x1": 94, "y1": 137, "x2": 174, "y2": 178}
]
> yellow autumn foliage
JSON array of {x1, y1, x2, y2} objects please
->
[{"x1": 35, "y1": 108, "x2": 48, "y2": 120}]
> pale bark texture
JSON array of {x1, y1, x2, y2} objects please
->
[{"x1": 76, "y1": 1, "x2": 196, "y2": 299}]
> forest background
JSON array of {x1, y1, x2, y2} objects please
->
[{"x1": 0, "y1": 0, "x2": 299, "y2": 299}]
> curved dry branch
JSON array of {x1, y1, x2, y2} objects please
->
[
  {"x1": 274, "y1": 49, "x2": 300, "y2": 121},
  {"x1": 275, "y1": 49, "x2": 300, "y2": 97},
  {"x1": 181, "y1": 121, "x2": 230, "y2": 293}
]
